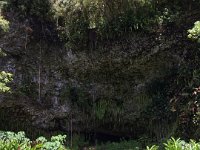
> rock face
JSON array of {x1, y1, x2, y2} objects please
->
[{"x1": 0, "y1": 13, "x2": 197, "y2": 139}]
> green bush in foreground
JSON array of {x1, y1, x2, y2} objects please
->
[
  {"x1": 0, "y1": 131, "x2": 69, "y2": 150},
  {"x1": 97, "y1": 138, "x2": 200, "y2": 150},
  {"x1": 147, "y1": 137, "x2": 200, "y2": 150}
]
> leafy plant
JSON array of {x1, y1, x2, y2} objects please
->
[
  {"x1": 188, "y1": 21, "x2": 200, "y2": 43},
  {"x1": 146, "y1": 138, "x2": 200, "y2": 150},
  {"x1": 146, "y1": 145, "x2": 159, "y2": 150},
  {"x1": 164, "y1": 138, "x2": 185, "y2": 150},
  {"x1": 0, "y1": 131, "x2": 68, "y2": 150}
]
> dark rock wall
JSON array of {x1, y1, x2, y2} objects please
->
[{"x1": 0, "y1": 13, "x2": 198, "y2": 140}]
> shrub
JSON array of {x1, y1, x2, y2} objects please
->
[
  {"x1": 146, "y1": 137, "x2": 200, "y2": 150},
  {"x1": 0, "y1": 131, "x2": 68, "y2": 150}
]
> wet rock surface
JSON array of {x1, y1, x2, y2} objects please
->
[{"x1": 0, "y1": 13, "x2": 198, "y2": 139}]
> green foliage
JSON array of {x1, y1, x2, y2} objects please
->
[
  {"x1": 95, "y1": 100, "x2": 109, "y2": 120},
  {"x1": 0, "y1": 31, "x2": 12, "y2": 93},
  {"x1": 0, "y1": 15, "x2": 9, "y2": 32},
  {"x1": 146, "y1": 138, "x2": 200, "y2": 150},
  {"x1": 5, "y1": 0, "x2": 200, "y2": 48},
  {"x1": 164, "y1": 138, "x2": 185, "y2": 150},
  {"x1": 0, "y1": 131, "x2": 68, "y2": 150},
  {"x1": 70, "y1": 134, "x2": 89, "y2": 150},
  {"x1": 50, "y1": 0, "x2": 185, "y2": 43},
  {"x1": 173, "y1": 20, "x2": 200, "y2": 138},
  {"x1": 188, "y1": 21, "x2": 200, "y2": 43},
  {"x1": 0, "y1": 71, "x2": 12, "y2": 93},
  {"x1": 7, "y1": 0, "x2": 51, "y2": 19},
  {"x1": 0, "y1": 131, "x2": 30, "y2": 149},
  {"x1": 7, "y1": 0, "x2": 184, "y2": 48},
  {"x1": 0, "y1": 15, "x2": 13, "y2": 93},
  {"x1": 146, "y1": 145, "x2": 159, "y2": 150},
  {"x1": 155, "y1": 8, "x2": 179, "y2": 26},
  {"x1": 96, "y1": 140, "x2": 141, "y2": 150}
]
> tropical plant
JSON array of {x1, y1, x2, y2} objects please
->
[
  {"x1": 146, "y1": 138, "x2": 200, "y2": 150},
  {"x1": 146, "y1": 145, "x2": 159, "y2": 150},
  {"x1": 0, "y1": 131, "x2": 68, "y2": 150},
  {"x1": 164, "y1": 138, "x2": 185, "y2": 150}
]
